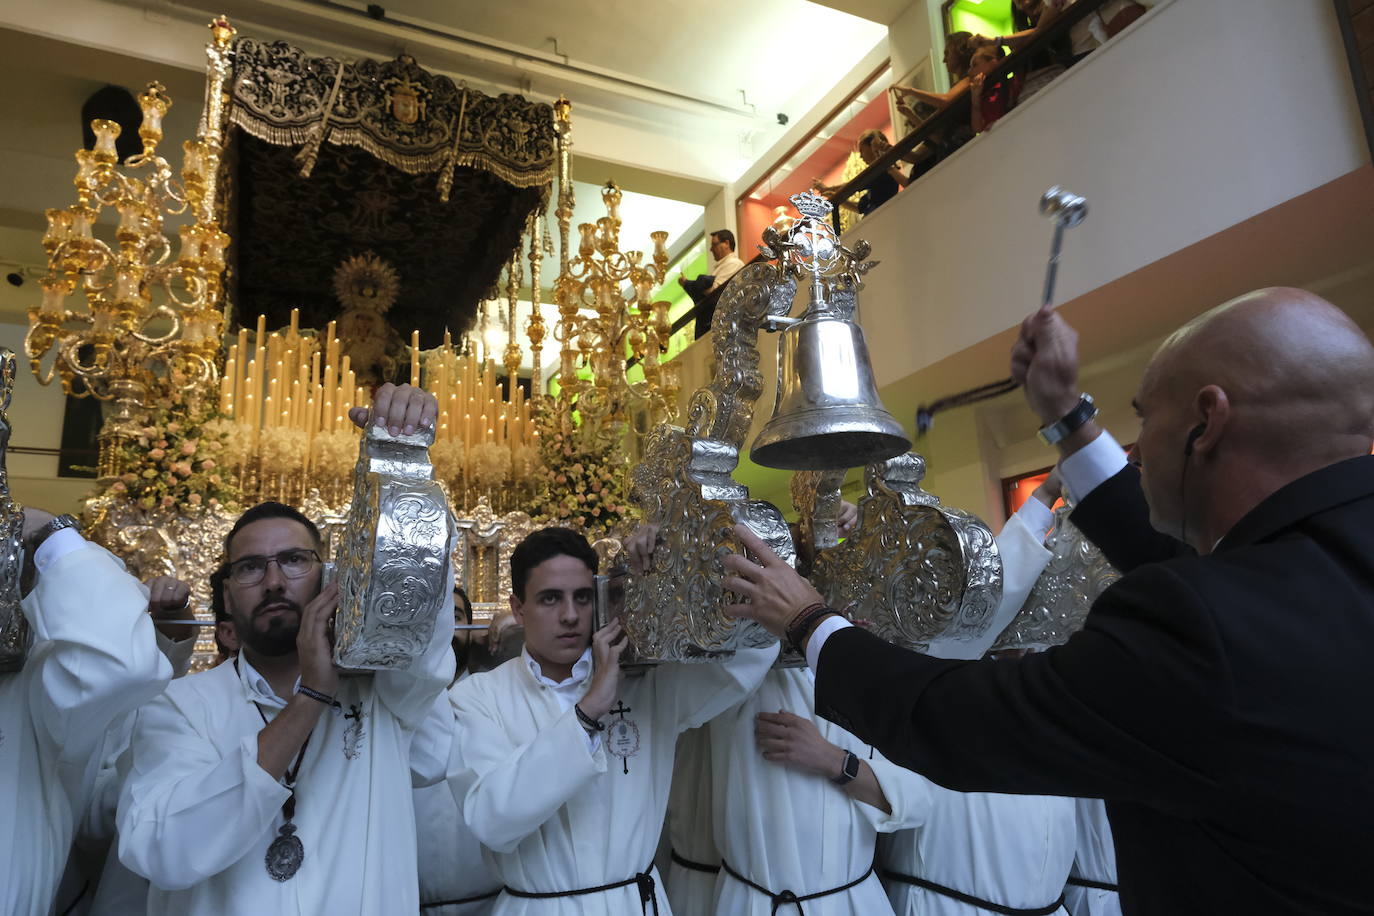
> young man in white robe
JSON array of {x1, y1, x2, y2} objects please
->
[
  {"x1": 709, "y1": 664, "x2": 930, "y2": 915},
  {"x1": 116, "y1": 384, "x2": 456, "y2": 915},
  {"x1": 1, "y1": 506, "x2": 172, "y2": 915},
  {"x1": 413, "y1": 585, "x2": 502, "y2": 915},
  {"x1": 1065, "y1": 799, "x2": 1121, "y2": 916},
  {"x1": 447, "y1": 525, "x2": 777, "y2": 915},
  {"x1": 660, "y1": 725, "x2": 720, "y2": 916},
  {"x1": 880, "y1": 474, "x2": 1077, "y2": 916}
]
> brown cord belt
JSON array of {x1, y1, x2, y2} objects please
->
[
  {"x1": 882, "y1": 867, "x2": 1064, "y2": 915},
  {"x1": 503, "y1": 864, "x2": 658, "y2": 915},
  {"x1": 420, "y1": 887, "x2": 501, "y2": 908},
  {"x1": 670, "y1": 848, "x2": 722, "y2": 875},
  {"x1": 722, "y1": 858, "x2": 873, "y2": 915},
  {"x1": 1066, "y1": 874, "x2": 1119, "y2": 892}
]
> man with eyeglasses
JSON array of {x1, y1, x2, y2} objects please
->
[{"x1": 116, "y1": 383, "x2": 456, "y2": 916}]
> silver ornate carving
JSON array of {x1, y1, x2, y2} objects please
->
[
  {"x1": 333, "y1": 424, "x2": 457, "y2": 670},
  {"x1": 992, "y1": 505, "x2": 1119, "y2": 650},
  {"x1": 621, "y1": 258, "x2": 794, "y2": 664},
  {"x1": 806, "y1": 454, "x2": 1003, "y2": 652},
  {"x1": 0, "y1": 348, "x2": 28, "y2": 672}
]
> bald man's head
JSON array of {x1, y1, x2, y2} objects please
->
[{"x1": 1132, "y1": 288, "x2": 1374, "y2": 546}]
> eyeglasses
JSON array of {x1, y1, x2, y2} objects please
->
[{"x1": 223, "y1": 548, "x2": 321, "y2": 587}]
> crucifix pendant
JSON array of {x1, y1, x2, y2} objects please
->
[{"x1": 606, "y1": 700, "x2": 640, "y2": 775}]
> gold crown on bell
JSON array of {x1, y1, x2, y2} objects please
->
[{"x1": 790, "y1": 190, "x2": 833, "y2": 221}]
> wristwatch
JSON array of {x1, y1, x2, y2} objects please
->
[
  {"x1": 24, "y1": 513, "x2": 80, "y2": 552},
  {"x1": 1037, "y1": 394, "x2": 1098, "y2": 446},
  {"x1": 831, "y1": 749, "x2": 860, "y2": 786}
]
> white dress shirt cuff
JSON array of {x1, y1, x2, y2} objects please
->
[
  {"x1": 1058, "y1": 429, "x2": 1129, "y2": 503},
  {"x1": 1013, "y1": 495, "x2": 1056, "y2": 540},
  {"x1": 34, "y1": 526, "x2": 87, "y2": 573},
  {"x1": 805, "y1": 615, "x2": 853, "y2": 672}
]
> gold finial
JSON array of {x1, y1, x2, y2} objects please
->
[{"x1": 209, "y1": 15, "x2": 236, "y2": 46}]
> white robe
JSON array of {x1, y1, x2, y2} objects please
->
[
  {"x1": 0, "y1": 538, "x2": 171, "y2": 916},
  {"x1": 661, "y1": 726, "x2": 718, "y2": 916},
  {"x1": 709, "y1": 668, "x2": 929, "y2": 916},
  {"x1": 54, "y1": 632, "x2": 196, "y2": 916},
  {"x1": 448, "y1": 643, "x2": 777, "y2": 915},
  {"x1": 415, "y1": 693, "x2": 502, "y2": 915},
  {"x1": 1064, "y1": 799, "x2": 1121, "y2": 916},
  {"x1": 117, "y1": 605, "x2": 453, "y2": 915}
]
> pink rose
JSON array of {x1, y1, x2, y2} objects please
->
[
  {"x1": 148, "y1": 448, "x2": 165, "y2": 459},
  {"x1": 200, "y1": 459, "x2": 216, "y2": 470},
  {"x1": 188, "y1": 493, "x2": 202, "y2": 506},
  {"x1": 111, "y1": 481, "x2": 127, "y2": 493},
  {"x1": 121, "y1": 473, "x2": 137, "y2": 484},
  {"x1": 156, "y1": 439, "x2": 168, "y2": 449},
  {"x1": 160, "y1": 495, "x2": 175, "y2": 508},
  {"x1": 209, "y1": 474, "x2": 222, "y2": 485},
  {"x1": 173, "y1": 462, "x2": 192, "y2": 477},
  {"x1": 166, "y1": 422, "x2": 182, "y2": 433},
  {"x1": 141, "y1": 426, "x2": 157, "y2": 438},
  {"x1": 209, "y1": 498, "x2": 220, "y2": 507},
  {"x1": 137, "y1": 437, "x2": 149, "y2": 448},
  {"x1": 181, "y1": 441, "x2": 197, "y2": 455}
]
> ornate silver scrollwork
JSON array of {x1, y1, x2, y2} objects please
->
[
  {"x1": 333, "y1": 424, "x2": 457, "y2": 670},
  {"x1": 805, "y1": 454, "x2": 1003, "y2": 653},
  {"x1": 991, "y1": 505, "x2": 1119, "y2": 651},
  {"x1": 620, "y1": 260, "x2": 795, "y2": 663},
  {"x1": 0, "y1": 348, "x2": 28, "y2": 672}
]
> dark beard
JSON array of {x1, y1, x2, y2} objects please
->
[{"x1": 236, "y1": 598, "x2": 303, "y2": 657}]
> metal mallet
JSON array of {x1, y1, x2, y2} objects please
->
[{"x1": 914, "y1": 186, "x2": 1089, "y2": 434}]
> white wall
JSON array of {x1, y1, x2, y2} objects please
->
[{"x1": 852, "y1": 0, "x2": 1369, "y2": 393}]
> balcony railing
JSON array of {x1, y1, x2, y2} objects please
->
[{"x1": 829, "y1": 0, "x2": 1117, "y2": 222}]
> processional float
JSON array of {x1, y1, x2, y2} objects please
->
[{"x1": 617, "y1": 191, "x2": 1005, "y2": 664}]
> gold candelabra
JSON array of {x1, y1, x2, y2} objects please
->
[
  {"x1": 26, "y1": 18, "x2": 236, "y2": 479},
  {"x1": 553, "y1": 181, "x2": 680, "y2": 436}
]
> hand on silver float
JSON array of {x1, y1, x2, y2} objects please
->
[
  {"x1": 297, "y1": 581, "x2": 340, "y2": 697},
  {"x1": 1010, "y1": 306, "x2": 1082, "y2": 425},
  {"x1": 837, "y1": 501, "x2": 858, "y2": 537},
  {"x1": 624, "y1": 523, "x2": 660, "y2": 575},
  {"x1": 145, "y1": 575, "x2": 191, "y2": 617},
  {"x1": 145, "y1": 575, "x2": 196, "y2": 642},
  {"x1": 580, "y1": 618, "x2": 627, "y2": 720},
  {"x1": 20, "y1": 507, "x2": 56, "y2": 542},
  {"x1": 722, "y1": 523, "x2": 824, "y2": 638},
  {"x1": 348, "y1": 382, "x2": 438, "y2": 437},
  {"x1": 755, "y1": 710, "x2": 844, "y2": 777}
]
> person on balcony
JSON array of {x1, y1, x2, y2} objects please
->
[
  {"x1": 680, "y1": 229, "x2": 746, "y2": 339},
  {"x1": 812, "y1": 129, "x2": 917, "y2": 218},
  {"x1": 968, "y1": 44, "x2": 1021, "y2": 133}
]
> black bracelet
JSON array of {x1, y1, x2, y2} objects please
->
[
  {"x1": 786, "y1": 605, "x2": 838, "y2": 655},
  {"x1": 297, "y1": 684, "x2": 341, "y2": 711},
  {"x1": 574, "y1": 703, "x2": 605, "y2": 732}
]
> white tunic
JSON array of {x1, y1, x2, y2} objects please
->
[
  {"x1": 880, "y1": 785, "x2": 1076, "y2": 916},
  {"x1": 415, "y1": 693, "x2": 502, "y2": 915},
  {"x1": 448, "y1": 643, "x2": 777, "y2": 915},
  {"x1": 662, "y1": 726, "x2": 719, "y2": 916},
  {"x1": 1064, "y1": 799, "x2": 1121, "y2": 916},
  {"x1": 709, "y1": 668, "x2": 930, "y2": 916},
  {"x1": 117, "y1": 608, "x2": 453, "y2": 915},
  {"x1": 0, "y1": 536, "x2": 171, "y2": 916}
]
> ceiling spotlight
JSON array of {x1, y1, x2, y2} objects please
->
[{"x1": 5, "y1": 273, "x2": 23, "y2": 287}]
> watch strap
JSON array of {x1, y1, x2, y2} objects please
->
[
  {"x1": 25, "y1": 513, "x2": 80, "y2": 552},
  {"x1": 1037, "y1": 394, "x2": 1098, "y2": 446},
  {"x1": 830, "y1": 749, "x2": 860, "y2": 786}
]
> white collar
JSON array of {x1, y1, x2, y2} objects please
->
[
  {"x1": 521, "y1": 646, "x2": 593, "y2": 689},
  {"x1": 236, "y1": 654, "x2": 300, "y2": 709}
]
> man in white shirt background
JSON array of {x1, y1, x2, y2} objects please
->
[
  {"x1": 2, "y1": 506, "x2": 172, "y2": 915},
  {"x1": 680, "y1": 229, "x2": 747, "y2": 339},
  {"x1": 116, "y1": 382, "x2": 455, "y2": 915}
]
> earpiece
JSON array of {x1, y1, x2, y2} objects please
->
[{"x1": 1183, "y1": 424, "x2": 1206, "y2": 457}]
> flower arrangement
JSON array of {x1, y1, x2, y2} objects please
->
[
  {"x1": 528, "y1": 400, "x2": 636, "y2": 536},
  {"x1": 98, "y1": 394, "x2": 242, "y2": 513}
]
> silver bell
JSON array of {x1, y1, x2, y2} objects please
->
[{"x1": 750, "y1": 315, "x2": 910, "y2": 470}]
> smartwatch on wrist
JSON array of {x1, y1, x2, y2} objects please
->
[
  {"x1": 1037, "y1": 394, "x2": 1098, "y2": 446},
  {"x1": 831, "y1": 749, "x2": 860, "y2": 786}
]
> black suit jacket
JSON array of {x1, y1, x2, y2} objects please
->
[{"x1": 816, "y1": 454, "x2": 1374, "y2": 915}]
